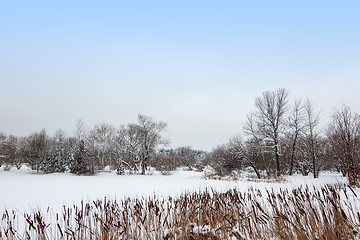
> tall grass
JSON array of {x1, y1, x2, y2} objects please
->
[{"x1": 1, "y1": 184, "x2": 359, "y2": 239}]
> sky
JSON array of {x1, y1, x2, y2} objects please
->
[{"x1": 1, "y1": 1, "x2": 360, "y2": 151}]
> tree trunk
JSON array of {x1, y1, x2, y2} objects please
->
[
  {"x1": 289, "y1": 148, "x2": 295, "y2": 176},
  {"x1": 252, "y1": 164, "x2": 261, "y2": 179},
  {"x1": 141, "y1": 156, "x2": 147, "y2": 175},
  {"x1": 275, "y1": 144, "x2": 280, "y2": 176},
  {"x1": 289, "y1": 132, "x2": 298, "y2": 176},
  {"x1": 312, "y1": 156, "x2": 317, "y2": 178}
]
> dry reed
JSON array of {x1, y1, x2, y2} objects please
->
[{"x1": 1, "y1": 184, "x2": 359, "y2": 239}]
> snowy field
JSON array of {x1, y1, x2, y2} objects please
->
[
  {"x1": 0, "y1": 166, "x2": 351, "y2": 213},
  {"x1": 2, "y1": 166, "x2": 360, "y2": 239}
]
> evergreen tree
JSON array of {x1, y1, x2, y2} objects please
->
[
  {"x1": 52, "y1": 130, "x2": 68, "y2": 173},
  {"x1": 71, "y1": 140, "x2": 89, "y2": 175},
  {"x1": 48, "y1": 143, "x2": 67, "y2": 173}
]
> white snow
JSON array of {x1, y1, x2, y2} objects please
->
[{"x1": 0, "y1": 166, "x2": 350, "y2": 214}]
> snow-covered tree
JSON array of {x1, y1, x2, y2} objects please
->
[
  {"x1": 88, "y1": 123, "x2": 116, "y2": 170},
  {"x1": 136, "y1": 114, "x2": 168, "y2": 175},
  {"x1": 47, "y1": 129, "x2": 68, "y2": 173},
  {"x1": 0, "y1": 132, "x2": 8, "y2": 168},
  {"x1": 118, "y1": 123, "x2": 142, "y2": 172},
  {"x1": 111, "y1": 127, "x2": 125, "y2": 174}
]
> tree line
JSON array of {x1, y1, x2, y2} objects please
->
[
  {"x1": 0, "y1": 115, "x2": 205, "y2": 175},
  {"x1": 204, "y1": 88, "x2": 360, "y2": 184},
  {"x1": 1, "y1": 88, "x2": 360, "y2": 182}
]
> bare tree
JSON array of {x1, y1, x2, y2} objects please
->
[
  {"x1": 327, "y1": 105, "x2": 360, "y2": 184},
  {"x1": 151, "y1": 150, "x2": 180, "y2": 175},
  {"x1": 24, "y1": 129, "x2": 51, "y2": 173},
  {"x1": 174, "y1": 146, "x2": 198, "y2": 169},
  {"x1": 301, "y1": 99, "x2": 322, "y2": 178},
  {"x1": 136, "y1": 114, "x2": 168, "y2": 175},
  {"x1": 205, "y1": 144, "x2": 232, "y2": 176},
  {"x1": 88, "y1": 123, "x2": 116, "y2": 170},
  {"x1": 286, "y1": 98, "x2": 306, "y2": 175},
  {"x1": 74, "y1": 119, "x2": 87, "y2": 142},
  {"x1": 112, "y1": 126, "x2": 127, "y2": 174},
  {"x1": 228, "y1": 136, "x2": 261, "y2": 178},
  {"x1": 245, "y1": 88, "x2": 290, "y2": 175},
  {"x1": 4, "y1": 135, "x2": 20, "y2": 170}
]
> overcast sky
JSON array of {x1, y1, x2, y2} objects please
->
[{"x1": 1, "y1": 1, "x2": 360, "y2": 151}]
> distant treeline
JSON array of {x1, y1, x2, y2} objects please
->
[
  {"x1": 1, "y1": 88, "x2": 360, "y2": 183},
  {"x1": 0, "y1": 114, "x2": 205, "y2": 176}
]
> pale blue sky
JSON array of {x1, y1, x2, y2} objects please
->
[{"x1": 1, "y1": 1, "x2": 360, "y2": 150}]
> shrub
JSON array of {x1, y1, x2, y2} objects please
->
[{"x1": 153, "y1": 155, "x2": 180, "y2": 175}]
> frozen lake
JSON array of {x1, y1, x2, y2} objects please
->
[{"x1": 0, "y1": 166, "x2": 349, "y2": 213}]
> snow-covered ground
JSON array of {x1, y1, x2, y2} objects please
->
[{"x1": 0, "y1": 166, "x2": 350, "y2": 214}]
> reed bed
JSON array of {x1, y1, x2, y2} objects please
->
[{"x1": 1, "y1": 184, "x2": 359, "y2": 239}]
